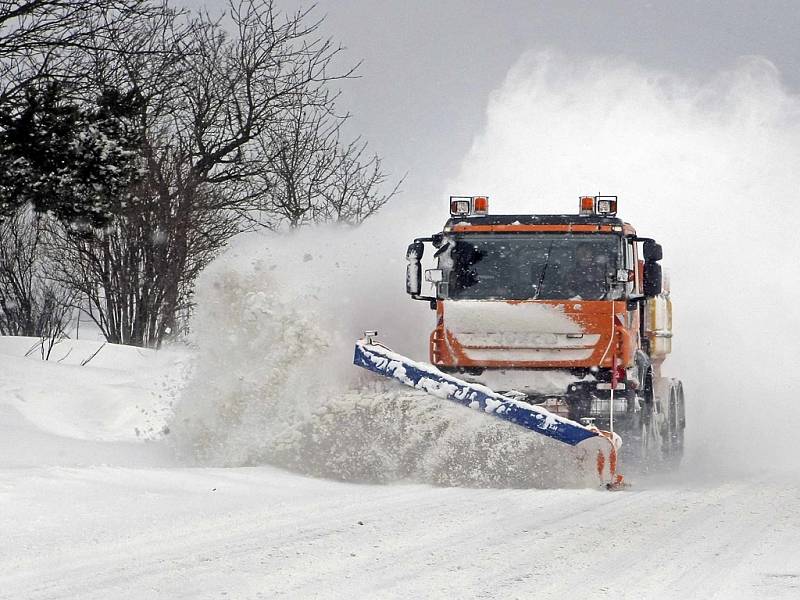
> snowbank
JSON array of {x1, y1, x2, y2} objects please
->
[{"x1": 0, "y1": 337, "x2": 183, "y2": 467}]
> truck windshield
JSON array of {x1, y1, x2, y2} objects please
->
[{"x1": 443, "y1": 233, "x2": 622, "y2": 301}]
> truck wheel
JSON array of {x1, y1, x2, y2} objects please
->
[
  {"x1": 624, "y1": 371, "x2": 665, "y2": 471},
  {"x1": 642, "y1": 371, "x2": 664, "y2": 468},
  {"x1": 669, "y1": 380, "x2": 686, "y2": 463},
  {"x1": 646, "y1": 377, "x2": 684, "y2": 470},
  {"x1": 662, "y1": 380, "x2": 683, "y2": 467}
]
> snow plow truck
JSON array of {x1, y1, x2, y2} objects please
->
[{"x1": 354, "y1": 195, "x2": 684, "y2": 487}]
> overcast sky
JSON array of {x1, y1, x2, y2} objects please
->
[{"x1": 186, "y1": 0, "x2": 800, "y2": 202}]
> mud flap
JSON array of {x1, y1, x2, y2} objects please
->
[{"x1": 354, "y1": 339, "x2": 624, "y2": 487}]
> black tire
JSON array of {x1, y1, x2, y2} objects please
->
[
  {"x1": 620, "y1": 370, "x2": 663, "y2": 471},
  {"x1": 621, "y1": 375, "x2": 686, "y2": 473},
  {"x1": 671, "y1": 380, "x2": 686, "y2": 462},
  {"x1": 640, "y1": 371, "x2": 665, "y2": 470},
  {"x1": 662, "y1": 380, "x2": 684, "y2": 468}
]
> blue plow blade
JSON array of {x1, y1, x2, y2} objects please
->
[{"x1": 353, "y1": 339, "x2": 624, "y2": 486}]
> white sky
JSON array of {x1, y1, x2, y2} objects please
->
[{"x1": 181, "y1": 0, "x2": 800, "y2": 202}]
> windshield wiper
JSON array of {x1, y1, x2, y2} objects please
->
[{"x1": 533, "y1": 240, "x2": 555, "y2": 299}]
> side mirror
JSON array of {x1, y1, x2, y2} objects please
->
[
  {"x1": 406, "y1": 241, "x2": 424, "y2": 295},
  {"x1": 643, "y1": 240, "x2": 663, "y2": 262},
  {"x1": 643, "y1": 261, "x2": 662, "y2": 297},
  {"x1": 407, "y1": 241, "x2": 424, "y2": 261}
]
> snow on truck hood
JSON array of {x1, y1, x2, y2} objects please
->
[
  {"x1": 442, "y1": 300, "x2": 599, "y2": 362},
  {"x1": 444, "y1": 300, "x2": 584, "y2": 335}
]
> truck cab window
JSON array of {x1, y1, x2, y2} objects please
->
[{"x1": 444, "y1": 233, "x2": 621, "y2": 301}]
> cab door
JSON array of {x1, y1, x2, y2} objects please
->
[{"x1": 625, "y1": 238, "x2": 641, "y2": 352}]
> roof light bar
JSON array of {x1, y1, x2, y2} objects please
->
[{"x1": 579, "y1": 195, "x2": 619, "y2": 216}]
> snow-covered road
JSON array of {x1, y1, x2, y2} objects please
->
[
  {"x1": 2, "y1": 338, "x2": 798, "y2": 599},
  {"x1": 2, "y1": 464, "x2": 798, "y2": 600}
]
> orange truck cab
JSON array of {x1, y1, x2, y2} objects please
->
[{"x1": 406, "y1": 195, "x2": 685, "y2": 459}]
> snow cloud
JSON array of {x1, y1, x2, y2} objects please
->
[
  {"x1": 173, "y1": 51, "x2": 800, "y2": 484},
  {"x1": 170, "y1": 225, "x2": 590, "y2": 487}
]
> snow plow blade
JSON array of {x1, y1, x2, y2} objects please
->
[{"x1": 354, "y1": 338, "x2": 625, "y2": 488}]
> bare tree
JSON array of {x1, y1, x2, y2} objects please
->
[
  {"x1": 254, "y1": 97, "x2": 401, "y2": 228},
  {"x1": 0, "y1": 0, "x2": 171, "y2": 103},
  {"x1": 315, "y1": 139, "x2": 402, "y2": 225},
  {"x1": 47, "y1": 0, "x2": 383, "y2": 347},
  {"x1": 47, "y1": 184, "x2": 238, "y2": 346},
  {"x1": 0, "y1": 206, "x2": 39, "y2": 335},
  {"x1": 0, "y1": 206, "x2": 75, "y2": 345},
  {"x1": 33, "y1": 284, "x2": 74, "y2": 360},
  {"x1": 254, "y1": 93, "x2": 341, "y2": 227},
  {"x1": 5, "y1": 0, "x2": 400, "y2": 348}
]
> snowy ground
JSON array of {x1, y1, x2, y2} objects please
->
[{"x1": 2, "y1": 337, "x2": 799, "y2": 600}]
